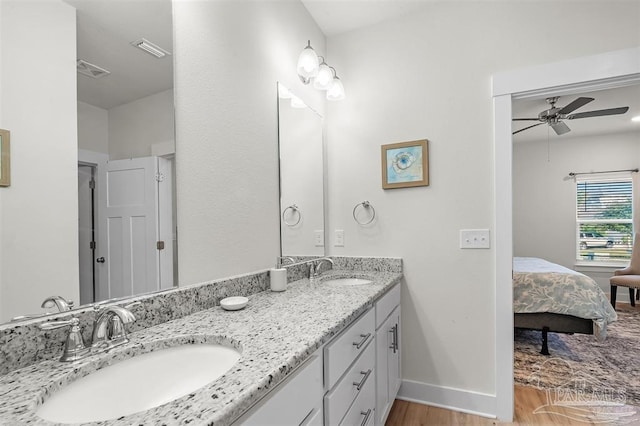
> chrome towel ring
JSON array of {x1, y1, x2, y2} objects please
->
[
  {"x1": 282, "y1": 204, "x2": 302, "y2": 226},
  {"x1": 353, "y1": 201, "x2": 376, "y2": 225}
]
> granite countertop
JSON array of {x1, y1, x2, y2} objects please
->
[{"x1": 0, "y1": 269, "x2": 402, "y2": 425}]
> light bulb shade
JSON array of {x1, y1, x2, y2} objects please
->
[
  {"x1": 313, "y1": 63, "x2": 333, "y2": 90},
  {"x1": 290, "y1": 95, "x2": 306, "y2": 108},
  {"x1": 326, "y1": 77, "x2": 345, "y2": 101},
  {"x1": 278, "y1": 83, "x2": 292, "y2": 99},
  {"x1": 297, "y1": 43, "x2": 319, "y2": 84}
]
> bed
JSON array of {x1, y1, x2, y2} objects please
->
[{"x1": 513, "y1": 257, "x2": 617, "y2": 355}]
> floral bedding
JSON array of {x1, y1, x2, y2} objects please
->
[{"x1": 513, "y1": 257, "x2": 617, "y2": 340}]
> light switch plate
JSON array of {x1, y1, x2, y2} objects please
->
[
  {"x1": 460, "y1": 229, "x2": 490, "y2": 249},
  {"x1": 335, "y1": 229, "x2": 344, "y2": 247},
  {"x1": 314, "y1": 230, "x2": 324, "y2": 247}
]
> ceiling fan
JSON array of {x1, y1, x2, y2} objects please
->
[{"x1": 512, "y1": 96, "x2": 629, "y2": 135}]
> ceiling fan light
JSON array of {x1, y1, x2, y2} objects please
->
[{"x1": 297, "y1": 41, "x2": 319, "y2": 84}]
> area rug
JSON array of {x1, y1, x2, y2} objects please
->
[{"x1": 514, "y1": 305, "x2": 640, "y2": 408}]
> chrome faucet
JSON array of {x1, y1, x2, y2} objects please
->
[
  {"x1": 39, "y1": 317, "x2": 90, "y2": 362},
  {"x1": 91, "y1": 304, "x2": 138, "y2": 350},
  {"x1": 11, "y1": 296, "x2": 74, "y2": 322},
  {"x1": 309, "y1": 257, "x2": 334, "y2": 280},
  {"x1": 276, "y1": 256, "x2": 296, "y2": 268},
  {"x1": 41, "y1": 295, "x2": 74, "y2": 312}
]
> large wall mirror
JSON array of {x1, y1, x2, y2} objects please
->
[
  {"x1": 1, "y1": 0, "x2": 176, "y2": 323},
  {"x1": 277, "y1": 83, "x2": 325, "y2": 257}
]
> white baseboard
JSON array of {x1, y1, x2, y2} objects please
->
[{"x1": 397, "y1": 379, "x2": 497, "y2": 419}]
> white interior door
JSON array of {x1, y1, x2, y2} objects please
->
[{"x1": 97, "y1": 157, "x2": 160, "y2": 300}]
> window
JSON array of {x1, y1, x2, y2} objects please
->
[{"x1": 576, "y1": 177, "x2": 633, "y2": 262}]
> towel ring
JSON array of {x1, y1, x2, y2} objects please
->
[
  {"x1": 282, "y1": 204, "x2": 302, "y2": 227},
  {"x1": 353, "y1": 201, "x2": 376, "y2": 225}
]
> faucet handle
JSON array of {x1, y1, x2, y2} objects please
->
[{"x1": 39, "y1": 317, "x2": 91, "y2": 362}]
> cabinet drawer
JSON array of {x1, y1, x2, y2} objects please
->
[
  {"x1": 237, "y1": 354, "x2": 323, "y2": 425},
  {"x1": 324, "y1": 309, "x2": 375, "y2": 389},
  {"x1": 324, "y1": 339, "x2": 375, "y2": 426},
  {"x1": 375, "y1": 284, "x2": 400, "y2": 329},
  {"x1": 339, "y1": 363, "x2": 376, "y2": 426}
]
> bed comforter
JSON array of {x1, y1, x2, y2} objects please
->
[{"x1": 513, "y1": 257, "x2": 617, "y2": 340}]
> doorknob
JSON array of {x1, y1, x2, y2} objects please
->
[{"x1": 96, "y1": 257, "x2": 105, "y2": 263}]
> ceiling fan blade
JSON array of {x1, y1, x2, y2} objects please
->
[
  {"x1": 567, "y1": 106, "x2": 629, "y2": 119},
  {"x1": 513, "y1": 122, "x2": 544, "y2": 135},
  {"x1": 558, "y1": 97, "x2": 594, "y2": 114},
  {"x1": 512, "y1": 118, "x2": 541, "y2": 121},
  {"x1": 550, "y1": 121, "x2": 571, "y2": 135}
]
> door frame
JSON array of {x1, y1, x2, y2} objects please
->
[
  {"x1": 78, "y1": 149, "x2": 108, "y2": 303},
  {"x1": 492, "y1": 47, "x2": 640, "y2": 421}
]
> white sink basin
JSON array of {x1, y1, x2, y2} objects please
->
[
  {"x1": 323, "y1": 277, "x2": 373, "y2": 286},
  {"x1": 36, "y1": 343, "x2": 241, "y2": 423}
]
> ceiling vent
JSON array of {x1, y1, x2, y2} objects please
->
[
  {"x1": 77, "y1": 59, "x2": 111, "y2": 79},
  {"x1": 130, "y1": 38, "x2": 171, "y2": 58}
]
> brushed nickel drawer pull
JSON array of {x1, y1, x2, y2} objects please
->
[
  {"x1": 352, "y1": 333, "x2": 371, "y2": 349},
  {"x1": 353, "y1": 369, "x2": 372, "y2": 391},
  {"x1": 360, "y1": 408, "x2": 372, "y2": 426}
]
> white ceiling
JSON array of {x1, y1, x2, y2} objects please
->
[
  {"x1": 512, "y1": 85, "x2": 640, "y2": 143},
  {"x1": 301, "y1": 0, "x2": 431, "y2": 37},
  {"x1": 64, "y1": 0, "x2": 173, "y2": 110}
]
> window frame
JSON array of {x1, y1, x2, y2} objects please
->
[{"x1": 575, "y1": 174, "x2": 634, "y2": 265}]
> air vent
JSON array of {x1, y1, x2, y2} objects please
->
[
  {"x1": 77, "y1": 59, "x2": 110, "y2": 79},
  {"x1": 130, "y1": 38, "x2": 171, "y2": 58}
]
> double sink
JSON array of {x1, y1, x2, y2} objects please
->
[{"x1": 34, "y1": 271, "x2": 377, "y2": 424}]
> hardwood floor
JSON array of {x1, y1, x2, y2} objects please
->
[{"x1": 385, "y1": 385, "x2": 640, "y2": 425}]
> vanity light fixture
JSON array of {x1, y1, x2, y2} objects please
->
[
  {"x1": 313, "y1": 57, "x2": 333, "y2": 90},
  {"x1": 326, "y1": 68, "x2": 345, "y2": 101},
  {"x1": 297, "y1": 40, "x2": 345, "y2": 100},
  {"x1": 131, "y1": 38, "x2": 171, "y2": 58},
  {"x1": 278, "y1": 83, "x2": 293, "y2": 99},
  {"x1": 290, "y1": 95, "x2": 307, "y2": 109},
  {"x1": 297, "y1": 40, "x2": 319, "y2": 84}
]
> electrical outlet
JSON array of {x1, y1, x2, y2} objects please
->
[
  {"x1": 314, "y1": 230, "x2": 324, "y2": 247},
  {"x1": 335, "y1": 229, "x2": 345, "y2": 247},
  {"x1": 460, "y1": 229, "x2": 491, "y2": 249}
]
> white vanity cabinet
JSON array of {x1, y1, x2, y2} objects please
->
[
  {"x1": 233, "y1": 282, "x2": 402, "y2": 426},
  {"x1": 236, "y1": 353, "x2": 324, "y2": 426},
  {"x1": 324, "y1": 308, "x2": 376, "y2": 425},
  {"x1": 375, "y1": 285, "x2": 401, "y2": 426}
]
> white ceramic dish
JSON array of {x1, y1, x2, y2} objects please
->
[{"x1": 220, "y1": 296, "x2": 248, "y2": 311}]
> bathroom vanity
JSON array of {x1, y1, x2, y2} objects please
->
[{"x1": 0, "y1": 258, "x2": 402, "y2": 425}]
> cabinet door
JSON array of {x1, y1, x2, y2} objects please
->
[
  {"x1": 375, "y1": 306, "x2": 401, "y2": 426},
  {"x1": 388, "y1": 307, "x2": 401, "y2": 399},
  {"x1": 375, "y1": 312, "x2": 393, "y2": 426}
]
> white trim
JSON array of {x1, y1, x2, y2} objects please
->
[
  {"x1": 397, "y1": 379, "x2": 496, "y2": 419},
  {"x1": 493, "y1": 46, "x2": 640, "y2": 422},
  {"x1": 492, "y1": 47, "x2": 640, "y2": 98}
]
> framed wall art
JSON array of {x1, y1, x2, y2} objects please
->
[
  {"x1": 381, "y1": 139, "x2": 428, "y2": 189},
  {"x1": 0, "y1": 129, "x2": 10, "y2": 187}
]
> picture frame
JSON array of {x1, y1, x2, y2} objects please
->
[
  {"x1": 0, "y1": 129, "x2": 10, "y2": 187},
  {"x1": 381, "y1": 139, "x2": 428, "y2": 189}
]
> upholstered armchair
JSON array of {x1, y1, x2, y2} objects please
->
[{"x1": 610, "y1": 232, "x2": 640, "y2": 309}]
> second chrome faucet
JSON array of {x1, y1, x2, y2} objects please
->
[{"x1": 39, "y1": 303, "x2": 139, "y2": 362}]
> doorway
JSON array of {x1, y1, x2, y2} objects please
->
[
  {"x1": 493, "y1": 47, "x2": 640, "y2": 421},
  {"x1": 78, "y1": 163, "x2": 97, "y2": 305}
]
